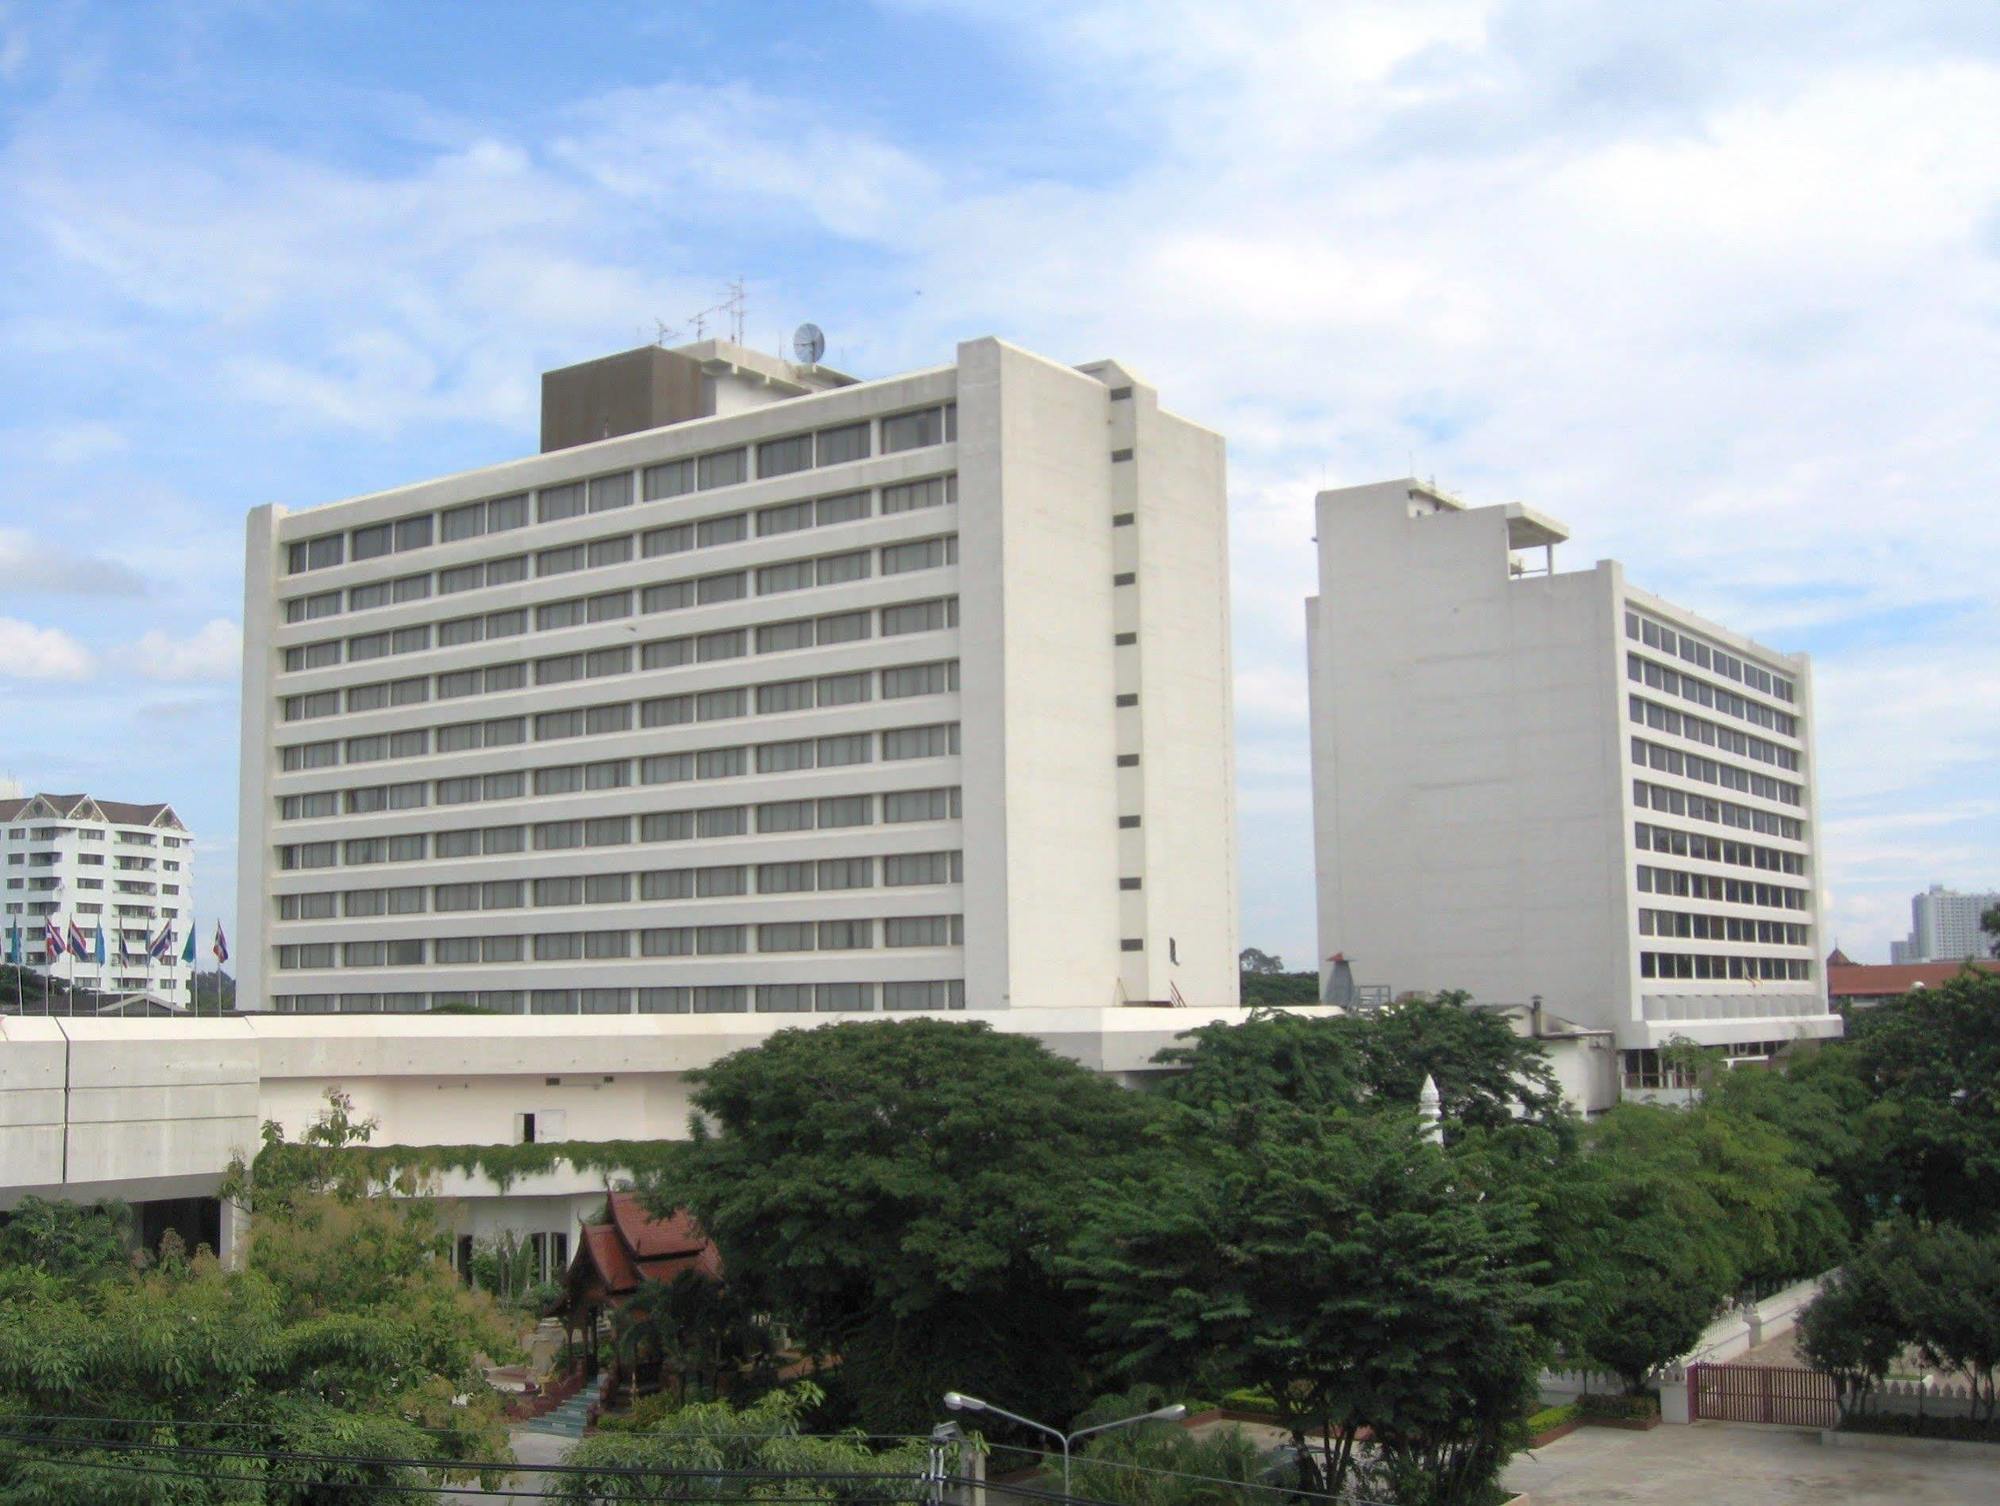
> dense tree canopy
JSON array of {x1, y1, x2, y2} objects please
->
[
  {"x1": 652, "y1": 1018, "x2": 1160, "y2": 1432},
  {"x1": 1159, "y1": 998, "x2": 1567, "y2": 1135},
  {"x1": 1067, "y1": 1100, "x2": 1560, "y2": 1504}
]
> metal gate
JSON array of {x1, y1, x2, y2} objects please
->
[{"x1": 1689, "y1": 1363, "x2": 1837, "y2": 1428}]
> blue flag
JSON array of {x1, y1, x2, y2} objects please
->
[
  {"x1": 6, "y1": 918, "x2": 18, "y2": 966},
  {"x1": 181, "y1": 923, "x2": 196, "y2": 966},
  {"x1": 93, "y1": 923, "x2": 106, "y2": 967}
]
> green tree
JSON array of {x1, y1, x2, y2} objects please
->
[
  {"x1": 653, "y1": 1019, "x2": 1158, "y2": 1433},
  {"x1": 0, "y1": 1196, "x2": 133, "y2": 1283},
  {"x1": 1158, "y1": 998, "x2": 1568, "y2": 1136},
  {"x1": 1070, "y1": 1387, "x2": 1282, "y2": 1506},
  {"x1": 1982, "y1": 903, "x2": 1999, "y2": 959},
  {"x1": 1565, "y1": 1102, "x2": 1844, "y2": 1392},
  {"x1": 1846, "y1": 969, "x2": 2000, "y2": 1230},
  {"x1": 1797, "y1": 1228, "x2": 1915, "y2": 1418},
  {"x1": 555, "y1": 1383, "x2": 927, "y2": 1504},
  {"x1": 1237, "y1": 948, "x2": 1285, "y2": 976},
  {"x1": 1067, "y1": 1102, "x2": 1557, "y2": 1504},
  {"x1": 1701, "y1": 1044, "x2": 1873, "y2": 1235},
  {"x1": 1888, "y1": 1222, "x2": 2000, "y2": 1422}
]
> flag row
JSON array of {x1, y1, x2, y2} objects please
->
[{"x1": 5, "y1": 917, "x2": 227, "y2": 968}]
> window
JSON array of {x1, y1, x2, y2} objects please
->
[
  {"x1": 697, "y1": 629, "x2": 747, "y2": 662},
  {"x1": 886, "y1": 916, "x2": 959, "y2": 947},
  {"x1": 535, "y1": 820, "x2": 583, "y2": 850},
  {"x1": 698, "y1": 449, "x2": 746, "y2": 490},
  {"x1": 489, "y1": 495, "x2": 529, "y2": 532},
  {"x1": 639, "y1": 987, "x2": 691, "y2": 1013},
  {"x1": 538, "y1": 482, "x2": 585, "y2": 523},
  {"x1": 882, "y1": 600, "x2": 949, "y2": 636},
  {"x1": 441, "y1": 501, "x2": 484, "y2": 542},
  {"x1": 585, "y1": 873, "x2": 630, "y2": 904},
  {"x1": 757, "y1": 861, "x2": 814, "y2": 893},
  {"x1": 696, "y1": 807, "x2": 747, "y2": 838},
  {"x1": 391, "y1": 625, "x2": 429, "y2": 655},
  {"x1": 535, "y1": 933, "x2": 583, "y2": 961},
  {"x1": 818, "y1": 857, "x2": 873, "y2": 890},
  {"x1": 286, "y1": 590, "x2": 342, "y2": 623},
  {"x1": 758, "y1": 500, "x2": 814, "y2": 537},
  {"x1": 885, "y1": 788, "x2": 958, "y2": 823},
  {"x1": 884, "y1": 980, "x2": 964, "y2": 1012},
  {"x1": 758, "y1": 560, "x2": 812, "y2": 595},
  {"x1": 588, "y1": 535, "x2": 634, "y2": 570},
  {"x1": 644, "y1": 637, "x2": 692, "y2": 670},
  {"x1": 349, "y1": 632, "x2": 390, "y2": 662},
  {"x1": 488, "y1": 554, "x2": 528, "y2": 586},
  {"x1": 817, "y1": 610, "x2": 871, "y2": 644},
  {"x1": 641, "y1": 926, "x2": 693, "y2": 957},
  {"x1": 817, "y1": 672, "x2": 870, "y2": 706},
  {"x1": 584, "y1": 816, "x2": 631, "y2": 845},
  {"x1": 883, "y1": 724, "x2": 957, "y2": 761},
  {"x1": 587, "y1": 646, "x2": 632, "y2": 679},
  {"x1": 697, "y1": 513, "x2": 748, "y2": 548},
  {"x1": 586, "y1": 759, "x2": 629, "y2": 790},
  {"x1": 696, "y1": 865, "x2": 747, "y2": 897},
  {"x1": 644, "y1": 524, "x2": 694, "y2": 558},
  {"x1": 758, "y1": 800, "x2": 814, "y2": 834},
  {"x1": 817, "y1": 550, "x2": 870, "y2": 585},
  {"x1": 643, "y1": 753, "x2": 694, "y2": 785},
  {"x1": 756, "y1": 983, "x2": 814, "y2": 1012},
  {"x1": 757, "y1": 434, "x2": 814, "y2": 478},
  {"x1": 439, "y1": 617, "x2": 482, "y2": 648},
  {"x1": 539, "y1": 545, "x2": 586, "y2": 578},
  {"x1": 882, "y1": 408, "x2": 945, "y2": 453},
  {"x1": 885, "y1": 852, "x2": 954, "y2": 886},
  {"x1": 435, "y1": 829, "x2": 479, "y2": 857},
  {"x1": 536, "y1": 709, "x2": 584, "y2": 740},
  {"x1": 819, "y1": 919, "x2": 872, "y2": 951},
  {"x1": 883, "y1": 662, "x2": 955, "y2": 699},
  {"x1": 884, "y1": 538, "x2": 955, "y2": 575},
  {"x1": 698, "y1": 747, "x2": 745, "y2": 780},
  {"x1": 697, "y1": 689, "x2": 746, "y2": 721},
  {"x1": 816, "y1": 422, "x2": 870, "y2": 466},
  {"x1": 287, "y1": 535, "x2": 345, "y2": 574},
  {"x1": 486, "y1": 662, "x2": 527, "y2": 692},
  {"x1": 698, "y1": 571, "x2": 746, "y2": 604},
  {"x1": 817, "y1": 733, "x2": 870, "y2": 767},
  {"x1": 642, "y1": 695, "x2": 693, "y2": 727},
  {"x1": 283, "y1": 640, "x2": 342, "y2": 672},
  {"x1": 758, "y1": 923, "x2": 814, "y2": 953},
  {"x1": 816, "y1": 490, "x2": 870, "y2": 526},
  {"x1": 586, "y1": 704, "x2": 632, "y2": 735},
  {"x1": 644, "y1": 459, "x2": 695, "y2": 500},
  {"x1": 697, "y1": 925, "x2": 747, "y2": 955},
  {"x1": 817, "y1": 795, "x2": 871, "y2": 828},
  {"x1": 644, "y1": 580, "x2": 694, "y2": 613},
  {"x1": 641, "y1": 869, "x2": 693, "y2": 900},
  {"x1": 589, "y1": 473, "x2": 632, "y2": 512},
  {"x1": 757, "y1": 619, "x2": 814, "y2": 654},
  {"x1": 281, "y1": 741, "x2": 340, "y2": 771},
  {"x1": 535, "y1": 766, "x2": 584, "y2": 797}
]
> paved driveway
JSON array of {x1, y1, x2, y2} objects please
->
[{"x1": 1503, "y1": 1421, "x2": 2000, "y2": 1505}]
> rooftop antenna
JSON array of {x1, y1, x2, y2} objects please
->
[{"x1": 653, "y1": 319, "x2": 677, "y2": 347}]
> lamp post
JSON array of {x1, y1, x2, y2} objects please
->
[{"x1": 943, "y1": 1392, "x2": 1186, "y2": 1500}]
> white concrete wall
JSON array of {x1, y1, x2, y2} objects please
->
[{"x1": 1309, "y1": 483, "x2": 1630, "y2": 1033}]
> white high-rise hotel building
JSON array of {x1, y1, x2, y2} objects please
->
[
  {"x1": 0, "y1": 792, "x2": 195, "y2": 1003},
  {"x1": 238, "y1": 338, "x2": 1237, "y2": 1016},
  {"x1": 1307, "y1": 480, "x2": 1841, "y2": 1081}
]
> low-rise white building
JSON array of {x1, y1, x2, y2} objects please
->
[
  {"x1": 0, "y1": 793, "x2": 196, "y2": 1006},
  {"x1": 238, "y1": 336, "x2": 1238, "y2": 1019},
  {"x1": 1306, "y1": 479, "x2": 1841, "y2": 1101}
]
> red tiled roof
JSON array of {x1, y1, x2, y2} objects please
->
[
  {"x1": 609, "y1": 1191, "x2": 708, "y2": 1259},
  {"x1": 1829, "y1": 960, "x2": 1998, "y2": 997}
]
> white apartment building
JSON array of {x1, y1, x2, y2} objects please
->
[
  {"x1": 1891, "y1": 884, "x2": 2000, "y2": 963},
  {"x1": 1306, "y1": 480, "x2": 1841, "y2": 1093},
  {"x1": 238, "y1": 337, "x2": 1237, "y2": 1016},
  {"x1": 0, "y1": 793, "x2": 196, "y2": 1005}
]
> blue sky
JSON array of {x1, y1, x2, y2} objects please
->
[{"x1": 1, "y1": 0, "x2": 1996, "y2": 970}]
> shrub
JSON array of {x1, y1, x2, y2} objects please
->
[
  {"x1": 1837, "y1": 1411, "x2": 2000, "y2": 1444},
  {"x1": 1576, "y1": 1392, "x2": 1658, "y2": 1421},
  {"x1": 1524, "y1": 1402, "x2": 1578, "y2": 1436}
]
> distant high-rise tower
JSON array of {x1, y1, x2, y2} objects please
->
[{"x1": 1892, "y1": 884, "x2": 2000, "y2": 963}]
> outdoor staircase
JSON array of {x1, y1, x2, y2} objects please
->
[{"x1": 516, "y1": 1388, "x2": 596, "y2": 1439}]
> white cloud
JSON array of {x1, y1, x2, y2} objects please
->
[
  {"x1": 128, "y1": 619, "x2": 241, "y2": 682},
  {"x1": 0, "y1": 618, "x2": 93, "y2": 678},
  {"x1": 0, "y1": 528, "x2": 148, "y2": 596}
]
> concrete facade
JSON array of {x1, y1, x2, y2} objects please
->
[
  {"x1": 1306, "y1": 480, "x2": 1840, "y2": 1076},
  {"x1": 0, "y1": 793, "x2": 196, "y2": 1005},
  {"x1": 237, "y1": 337, "x2": 1237, "y2": 1018}
]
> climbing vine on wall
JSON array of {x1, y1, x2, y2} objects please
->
[{"x1": 253, "y1": 1137, "x2": 684, "y2": 1194}]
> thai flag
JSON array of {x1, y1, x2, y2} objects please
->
[
  {"x1": 65, "y1": 920, "x2": 88, "y2": 959},
  {"x1": 211, "y1": 923, "x2": 230, "y2": 966},
  {"x1": 149, "y1": 923, "x2": 173, "y2": 960},
  {"x1": 43, "y1": 918, "x2": 61, "y2": 964}
]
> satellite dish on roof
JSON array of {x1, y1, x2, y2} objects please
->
[{"x1": 793, "y1": 322, "x2": 826, "y2": 365}]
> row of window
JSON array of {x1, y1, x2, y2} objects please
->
[
  {"x1": 276, "y1": 914, "x2": 964, "y2": 970},
  {"x1": 275, "y1": 851, "x2": 964, "y2": 920},
  {"x1": 1634, "y1": 822, "x2": 1808, "y2": 876},
  {"x1": 271, "y1": 978, "x2": 968, "y2": 1015},
  {"x1": 277, "y1": 788, "x2": 963, "y2": 871},
  {"x1": 279, "y1": 723, "x2": 961, "y2": 822},
  {"x1": 1628, "y1": 695, "x2": 1802, "y2": 773},
  {"x1": 1627, "y1": 653, "x2": 1799, "y2": 737},
  {"x1": 2, "y1": 828, "x2": 183, "y2": 846},
  {"x1": 1628, "y1": 612, "x2": 1796, "y2": 703},
  {"x1": 1638, "y1": 909, "x2": 1811, "y2": 946},
  {"x1": 284, "y1": 475, "x2": 954, "y2": 625},
  {"x1": 282, "y1": 526, "x2": 958, "y2": 666},
  {"x1": 1635, "y1": 864, "x2": 1810, "y2": 912},
  {"x1": 286, "y1": 407, "x2": 957, "y2": 578},
  {"x1": 1632, "y1": 780, "x2": 1805, "y2": 842},
  {"x1": 285, "y1": 660, "x2": 958, "y2": 743},
  {"x1": 1639, "y1": 951, "x2": 1814, "y2": 982},
  {"x1": 1630, "y1": 737, "x2": 1801, "y2": 809}
]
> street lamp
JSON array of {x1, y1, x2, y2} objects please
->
[{"x1": 943, "y1": 1392, "x2": 1187, "y2": 1500}]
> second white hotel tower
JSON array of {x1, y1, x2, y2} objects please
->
[
  {"x1": 238, "y1": 337, "x2": 1237, "y2": 1016},
  {"x1": 1307, "y1": 479, "x2": 1840, "y2": 1070}
]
